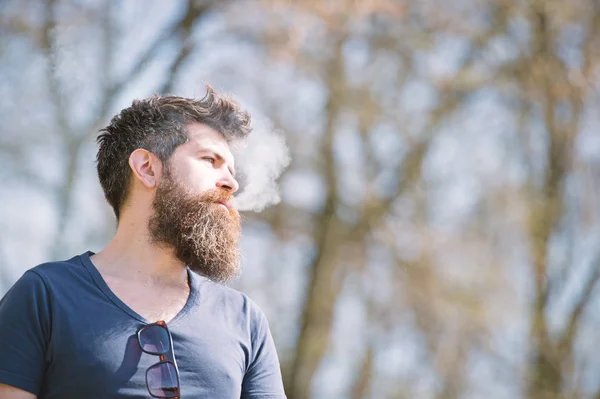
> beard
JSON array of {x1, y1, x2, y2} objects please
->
[{"x1": 148, "y1": 172, "x2": 242, "y2": 284}]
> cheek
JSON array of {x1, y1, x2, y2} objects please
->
[{"x1": 178, "y1": 160, "x2": 218, "y2": 192}]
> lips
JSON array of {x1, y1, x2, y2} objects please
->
[{"x1": 217, "y1": 200, "x2": 231, "y2": 209}]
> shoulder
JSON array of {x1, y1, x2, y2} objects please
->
[
  {"x1": 30, "y1": 253, "x2": 88, "y2": 277},
  {"x1": 191, "y1": 272, "x2": 268, "y2": 326},
  {"x1": 25, "y1": 252, "x2": 91, "y2": 285},
  {"x1": 4, "y1": 253, "x2": 94, "y2": 300},
  {"x1": 2, "y1": 257, "x2": 76, "y2": 296}
]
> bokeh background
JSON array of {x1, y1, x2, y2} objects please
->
[{"x1": 2, "y1": 1, "x2": 600, "y2": 398}]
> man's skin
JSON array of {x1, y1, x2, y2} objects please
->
[
  {"x1": 0, "y1": 122, "x2": 239, "y2": 398},
  {"x1": 0, "y1": 385, "x2": 36, "y2": 399}
]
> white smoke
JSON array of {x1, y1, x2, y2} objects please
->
[{"x1": 231, "y1": 118, "x2": 291, "y2": 212}]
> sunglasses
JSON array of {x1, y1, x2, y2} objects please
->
[{"x1": 137, "y1": 320, "x2": 181, "y2": 398}]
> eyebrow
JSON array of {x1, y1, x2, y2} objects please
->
[{"x1": 200, "y1": 149, "x2": 236, "y2": 178}]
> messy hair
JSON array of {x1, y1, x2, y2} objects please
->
[{"x1": 96, "y1": 86, "x2": 251, "y2": 219}]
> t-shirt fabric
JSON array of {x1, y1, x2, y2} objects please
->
[{"x1": 0, "y1": 252, "x2": 287, "y2": 398}]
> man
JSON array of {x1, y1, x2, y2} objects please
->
[{"x1": 0, "y1": 87, "x2": 287, "y2": 398}]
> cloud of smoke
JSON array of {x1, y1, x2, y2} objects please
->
[{"x1": 231, "y1": 118, "x2": 291, "y2": 212}]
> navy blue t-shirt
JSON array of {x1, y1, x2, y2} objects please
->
[{"x1": 0, "y1": 252, "x2": 286, "y2": 398}]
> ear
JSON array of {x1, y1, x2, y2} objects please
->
[{"x1": 128, "y1": 149, "x2": 161, "y2": 189}]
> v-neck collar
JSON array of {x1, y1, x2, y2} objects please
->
[{"x1": 79, "y1": 251, "x2": 202, "y2": 326}]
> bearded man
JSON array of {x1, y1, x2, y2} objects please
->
[{"x1": 0, "y1": 88, "x2": 287, "y2": 399}]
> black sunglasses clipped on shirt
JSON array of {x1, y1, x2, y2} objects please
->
[{"x1": 137, "y1": 320, "x2": 181, "y2": 399}]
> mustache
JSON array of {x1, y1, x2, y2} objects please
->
[
  {"x1": 179, "y1": 188, "x2": 232, "y2": 205},
  {"x1": 197, "y1": 189, "x2": 235, "y2": 210},
  {"x1": 198, "y1": 188, "x2": 233, "y2": 202}
]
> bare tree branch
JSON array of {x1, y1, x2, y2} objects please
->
[
  {"x1": 287, "y1": 32, "x2": 346, "y2": 399},
  {"x1": 41, "y1": 0, "x2": 73, "y2": 141},
  {"x1": 558, "y1": 254, "x2": 600, "y2": 358}
]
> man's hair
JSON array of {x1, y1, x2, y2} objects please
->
[{"x1": 96, "y1": 86, "x2": 251, "y2": 219}]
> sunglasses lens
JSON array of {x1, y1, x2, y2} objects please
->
[
  {"x1": 147, "y1": 362, "x2": 179, "y2": 398},
  {"x1": 139, "y1": 324, "x2": 170, "y2": 355}
]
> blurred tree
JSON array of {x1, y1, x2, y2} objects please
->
[{"x1": 243, "y1": 0, "x2": 600, "y2": 398}]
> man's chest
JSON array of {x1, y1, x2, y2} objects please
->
[{"x1": 45, "y1": 310, "x2": 249, "y2": 398}]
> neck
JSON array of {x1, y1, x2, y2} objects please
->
[{"x1": 91, "y1": 210, "x2": 188, "y2": 286}]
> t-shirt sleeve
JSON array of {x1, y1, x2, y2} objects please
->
[
  {"x1": 241, "y1": 305, "x2": 286, "y2": 398},
  {"x1": 0, "y1": 270, "x2": 51, "y2": 396}
]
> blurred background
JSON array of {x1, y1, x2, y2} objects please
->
[{"x1": 1, "y1": 0, "x2": 600, "y2": 398}]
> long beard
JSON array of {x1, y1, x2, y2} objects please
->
[{"x1": 148, "y1": 175, "x2": 242, "y2": 284}]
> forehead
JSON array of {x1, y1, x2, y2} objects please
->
[{"x1": 183, "y1": 123, "x2": 233, "y2": 158}]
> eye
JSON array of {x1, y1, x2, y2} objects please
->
[{"x1": 202, "y1": 157, "x2": 216, "y2": 165}]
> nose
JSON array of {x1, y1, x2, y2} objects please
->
[{"x1": 216, "y1": 173, "x2": 239, "y2": 194}]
